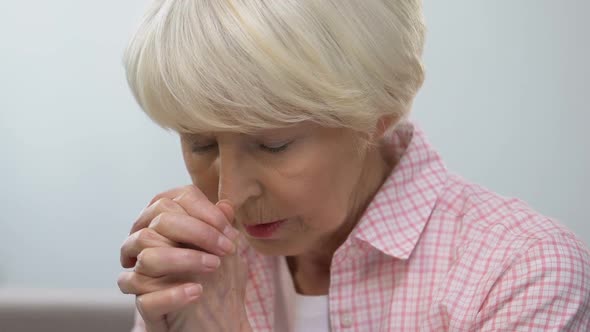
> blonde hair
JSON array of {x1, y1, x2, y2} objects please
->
[{"x1": 123, "y1": 0, "x2": 426, "y2": 135}]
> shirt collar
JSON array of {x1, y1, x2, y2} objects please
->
[{"x1": 352, "y1": 121, "x2": 448, "y2": 259}]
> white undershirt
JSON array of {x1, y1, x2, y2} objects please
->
[
  {"x1": 293, "y1": 293, "x2": 330, "y2": 332},
  {"x1": 275, "y1": 257, "x2": 331, "y2": 332}
]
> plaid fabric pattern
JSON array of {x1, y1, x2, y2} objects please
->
[
  {"x1": 242, "y1": 122, "x2": 590, "y2": 331},
  {"x1": 130, "y1": 122, "x2": 590, "y2": 331}
]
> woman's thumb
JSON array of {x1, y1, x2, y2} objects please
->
[{"x1": 216, "y1": 199, "x2": 235, "y2": 226}]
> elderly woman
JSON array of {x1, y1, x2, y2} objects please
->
[{"x1": 117, "y1": 1, "x2": 590, "y2": 331}]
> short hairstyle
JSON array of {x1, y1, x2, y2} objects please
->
[{"x1": 123, "y1": 0, "x2": 426, "y2": 135}]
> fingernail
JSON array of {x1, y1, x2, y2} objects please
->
[
  {"x1": 202, "y1": 254, "x2": 221, "y2": 269},
  {"x1": 224, "y1": 225, "x2": 240, "y2": 241},
  {"x1": 185, "y1": 284, "x2": 202, "y2": 298},
  {"x1": 217, "y1": 236, "x2": 236, "y2": 255}
]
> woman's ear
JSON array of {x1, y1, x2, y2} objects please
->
[{"x1": 372, "y1": 115, "x2": 396, "y2": 140}]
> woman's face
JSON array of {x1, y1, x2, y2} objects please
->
[{"x1": 180, "y1": 121, "x2": 374, "y2": 256}]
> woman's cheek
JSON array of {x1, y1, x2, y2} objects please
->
[
  {"x1": 196, "y1": 176, "x2": 220, "y2": 202},
  {"x1": 185, "y1": 160, "x2": 220, "y2": 202}
]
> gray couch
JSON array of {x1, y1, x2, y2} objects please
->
[{"x1": 0, "y1": 288, "x2": 135, "y2": 332}]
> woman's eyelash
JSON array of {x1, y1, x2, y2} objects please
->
[
  {"x1": 259, "y1": 142, "x2": 291, "y2": 153},
  {"x1": 191, "y1": 143, "x2": 217, "y2": 153},
  {"x1": 191, "y1": 141, "x2": 292, "y2": 154}
]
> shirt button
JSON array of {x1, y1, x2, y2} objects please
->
[{"x1": 341, "y1": 313, "x2": 353, "y2": 327}]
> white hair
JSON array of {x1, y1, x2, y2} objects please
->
[{"x1": 123, "y1": 0, "x2": 426, "y2": 135}]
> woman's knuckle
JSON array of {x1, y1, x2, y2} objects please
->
[
  {"x1": 127, "y1": 274, "x2": 139, "y2": 290},
  {"x1": 168, "y1": 286, "x2": 185, "y2": 303},
  {"x1": 136, "y1": 228, "x2": 156, "y2": 246},
  {"x1": 174, "y1": 249, "x2": 194, "y2": 265},
  {"x1": 136, "y1": 249, "x2": 147, "y2": 265},
  {"x1": 184, "y1": 186, "x2": 206, "y2": 203},
  {"x1": 139, "y1": 247, "x2": 159, "y2": 265},
  {"x1": 151, "y1": 212, "x2": 173, "y2": 230},
  {"x1": 148, "y1": 192, "x2": 164, "y2": 207},
  {"x1": 205, "y1": 228, "x2": 222, "y2": 248},
  {"x1": 181, "y1": 249, "x2": 195, "y2": 260},
  {"x1": 154, "y1": 197, "x2": 175, "y2": 211},
  {"x1": 117, "y1": 273, "x2": 135, "y2": 293},
  {"x1": 130, "y1": 219, "x2": 142, "y2": 232},
  {"x1": 119, "y1": 240, "x2": 128, "y2": 257},
  {"x1": 184, "y1": 185, "x2": 198, "y2": 195},
  {"x1": 116, "y1": 274, "x2": 127, "y2": 291}
]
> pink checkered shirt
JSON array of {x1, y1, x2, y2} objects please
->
[
  {"x1": 131, "y1": 122, "x2": 590, "y2": 332},
  {"x1": 241, "y1": 122, "x2": 590, "y2": 331}
]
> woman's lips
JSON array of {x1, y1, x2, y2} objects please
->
[{"x1": 244, "y1": 219, "x2": 287, "y2": 239}]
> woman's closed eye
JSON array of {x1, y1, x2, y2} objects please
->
[
  {"x1": 259, "y1": 141, "x2": 292, "y2": 153},
  {"x1": 190, "y1": 141, "x2": 293, "y2": 154},
  {"x1": 191, "y1": 142, "x2": 217, "y2": 153}
]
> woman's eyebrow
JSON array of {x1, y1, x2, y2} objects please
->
[{"x1": 183, "y1": 133, "x2": 216, "y2": 142}]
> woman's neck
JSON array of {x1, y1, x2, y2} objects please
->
[{"x1": 288, "y1": 140, "x2": 395, "y2": 295}]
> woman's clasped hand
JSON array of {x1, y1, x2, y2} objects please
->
[{"x1": 118, "y1": 185, "x2": 252, "y2": 332}]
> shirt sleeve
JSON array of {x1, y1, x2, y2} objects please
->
[{"x1": 475, "y1": 233, "x2": 590, "y2": 331}]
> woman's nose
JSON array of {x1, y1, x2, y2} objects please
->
[{"x1": 216, "y1": 147, "x2": 261, "y2": 209}]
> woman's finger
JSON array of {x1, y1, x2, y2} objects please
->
[
  {"x1": 172, "y1": 187, "x2": 238, "y2": 238},
  {"x1": 148, "y1": 212, "x2": 236, "y2": 256},
  {"x1": 117, "y1": 271, "x2": 185, "y2": 295},
  {"x1": 135, "y1": 283, "x2": 203, "y2": 330},
  {"x1": 120, "y1": 228, "x2": 176, "y2": 268},
  {"x1": 130, "y1": 196, "x2": 186, "y2": 235},
  {"x1": 130, "y1": 186, "x2": 239, "y2": 242},
  {"x1": 215, "y1": 200, "x2": 235, "y2": 226},
  {"x1": 135, "y1": 247, "x2": 221, "y2": 277},
  {"x1": 145, "y1": 186, "x2": 188, "y2": 208}
]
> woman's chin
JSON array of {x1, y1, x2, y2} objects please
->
[{"x1": 246, "y1": 237, "x2": 306, "y2": 257}]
